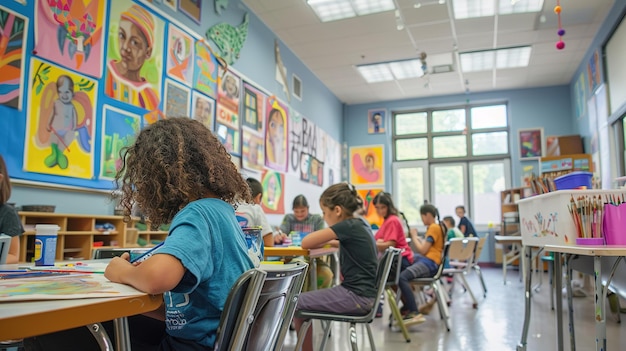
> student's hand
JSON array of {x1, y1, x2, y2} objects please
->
[
  {"x1": 274, "y1": 233, "x2": 288, "y2": 244},
  {"x1": 105, "y1": 255, "x2": 133, "y2": 283}
]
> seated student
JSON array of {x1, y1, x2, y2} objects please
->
[
  {"x1": 372, "y1": 192, "x2": 413, "y2": 317},
  {"x1": 0, "y1": 155, "x2": 23, "y2": 264},
  {"x1": 293, "y1": 183, "x2": 378, "y2": 351},
  {"x1": 399, "y1": 204, "x2": 446, "y2": 326},
  {"x1": 456, "y1": 205, "x2": 477, "y2": 237},
  {"x1": 443, "y1": 216, "x2": 464, "y2": 240},
  {"x1": 275, "y1": 194, "x2": 324, "y2": 244},
  {"x1": 25, "y1": 118, "x2": 254, "y2": 351},
  {"x1": 236, "y1": 177, "x2": 276, "y2": 248}
]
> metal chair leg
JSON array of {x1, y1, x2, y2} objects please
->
[
  {"x1": 474, "y1": 265, "x2": 488, "y2": 297},
  {"x1": 385, "y1": 288, "x2": 410, "y2": 342},
  {"x1": 87, "y1": 323, "x2": 113, "y2": 351},
  {"x1": 365, "y1": 323, "x2": 376, "y2": 351},
  {"x1": 349, "y1": 323, "x2": 358, "y2": 351},
  {"x1": 318, "y1": 320, "x2": 332, "y2": 351}
]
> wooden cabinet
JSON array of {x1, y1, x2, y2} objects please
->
[
  {"x1": 18, "y1": 212, "x2": 128, "y2": 263},
  {"x1": 500, "y1": 187, "x2": 530, "y2": 236},
  {"x1": 125, "y1": 218, "x2": 168, "y2": 248}
]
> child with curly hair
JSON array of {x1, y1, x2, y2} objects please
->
[{"x1": 25, "y1": 118, "x2": 254, "y2": 351}]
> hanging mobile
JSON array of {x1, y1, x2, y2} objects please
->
[{"x1": 555, "y1": 0, "x2": 566, "y2": 50}]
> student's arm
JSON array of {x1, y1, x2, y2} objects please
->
[
  {"x1": 6, "y1": 236, "x2": 19, "y2": 264},
  {"x1": 105, "y1": 253, "x2": 186, "y2": 295},
  {"x1": 375, "y1": 218, "x2": 402, "y2": 252},
  {"x1": 257, "y1": 207, "x2": 275, "y2": 247},
  {"x1": 411, "y1": 229, "x2": 432, "y2": 255},
  {"x1": 376, "y1": 239, "x2": 396, "y2": 252},
  {"x1": 301, "y1": 227, "x2": 337, "y2": 249}
]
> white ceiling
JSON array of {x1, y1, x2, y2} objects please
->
[{"x1": 242, "y1": 0, "x2": 614, "y2": 105}]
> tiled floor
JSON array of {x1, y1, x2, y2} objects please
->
[{"x1": 282, "y1": 266, "x2": 626, "y2": 350}]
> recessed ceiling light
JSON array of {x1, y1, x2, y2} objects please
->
[
  {"x1": 356, "y1": 63, "x2": 394, "y2": 83},
  {"x1": 453, "y1": 0, "x2": 544, "y2": 19},
  {"x1": 307, "y1": 0, "x2": 395, "y2": 22},
  {"x1": 459, "y1": 46, "x2": 532, "y2": 72},
  {"x1": 357, "y1": 58, "x2": 427, "y2": 83}
]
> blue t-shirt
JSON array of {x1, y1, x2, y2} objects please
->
[
  {"x1": 157, "y1": 198, "x2": 254, "y2": 348},
  {"x1": 458, "y1": 216, "x2": 477, "y2": 237}
]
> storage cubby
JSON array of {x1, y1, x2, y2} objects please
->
[{"x1": 17, "y1": 212, "x2": 129, "y2": 263}]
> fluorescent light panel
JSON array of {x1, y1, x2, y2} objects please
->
[
  {"x1": 460, "y1": 46, "x2": 531, "y2": 72},
  {"x1": 453, "y1": 0, "x2": 544, "y2": 19},
  {"x1": 357, "y1": 59, "x2": 425, "y2": 83},
  {"x1": 307, "y1": 0, "x2": 395, "y2": 22}
]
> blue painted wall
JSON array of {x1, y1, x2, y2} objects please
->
[
  {"x1": 343, "y1": 85, "x2": 574, "y2": 190},
  {"x1": 5, "y1": 0, "x2": 343, "y2": 214}
]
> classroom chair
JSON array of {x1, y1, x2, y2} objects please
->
[
  {"x1": 471, "y1": 236, "x2": 488, "y2": 297},
  {"x1": 384, "y1": 248, "x2": 411, "y2": 343},
  {"x1": 405, "y1": 242, "x2": 452, "y2": 332},
  {"x1": 443, "y1": 237, "x2": 480, "y2": 309},
  {"x1": 214, "y1": 261, "x2": 308, "y2": 351},
  {"x1": 294, "y1": 247, "x2": 400, "y2": 351}
]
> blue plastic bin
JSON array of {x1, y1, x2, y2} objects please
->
[{"x1": 554, "y1": 171, "x2": 593, "y2": 190}]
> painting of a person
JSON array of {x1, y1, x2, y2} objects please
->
[
  {"x1": 372, "y1": 112, "x2": 382, "y2": 133},
  {"x1": 105, "y1": 4, "x2": 159, "y2": 110},
  {"x1": 45, "y1": 75, "x2": 77, "y2": 169},
  {"x1": 193, "y1": 95, "x2": 213, "y2": 129},
  {"x1": 222, "y1": 74, "x2": 239, "y2": 100},
  {"x1": 265, "y1": 108, "x2": 285, "y2": 167}
]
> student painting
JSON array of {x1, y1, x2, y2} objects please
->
[
  {"x1": 235, "y1": 177, "x2": 275, "y2": 248},
  {"x1": 0, "y1": 155, "x2": 23, "y2": 264},
  {"x1": 400, "y1": 204, "x2": 446, "y2": 325},
  {"x1": 275, "y1": 194, "x2": 324, "y2": 244},
  {"x1": 25, "y1": 118, "x2": 254, "y2": 351},
  {"x1": 456, "y1": 205, "x2": 477, "y2": 237},
  {"x1": 105, "y1": 4, "x2": 160, "y2": 110},
  {"x1": 293, "y1": 183, "x2": 379, "y2": 351}
]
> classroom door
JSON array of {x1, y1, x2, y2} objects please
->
[{"x1": 392, "y1": 160, "x2": 429, "y2": 226}]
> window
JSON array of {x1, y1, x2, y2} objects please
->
[{"x1": 392, "y1": 103, "x2": 510, "y2": 226}]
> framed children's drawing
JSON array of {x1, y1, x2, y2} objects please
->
[
  {"x1": 518, "y1": 128, "x2": 544, "y2": 159},
  {"x1": 367, "y1": 109, "x2": 386, "y2": 134}
]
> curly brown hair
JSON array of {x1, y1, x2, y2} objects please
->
[{"x1": 115, "y1": 118, "x2": 252, "y2": 226}]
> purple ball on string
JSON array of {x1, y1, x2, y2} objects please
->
[{"x1": 558, "y1": 28, "x2": 566, "y2": 36}]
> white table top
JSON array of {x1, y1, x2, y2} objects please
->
[
  {"x1": 544, "y1": 244, "x2": 626, "y2": 256},
  {"x1": 494, "y1": 235, "x2": 523, "y2": 242}
]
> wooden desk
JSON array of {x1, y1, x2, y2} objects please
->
[
  {"x1": 0, "y1": 265, "x2": 162, "y2": 350},
  {"x1": 264, "y1": 246, "x2": 339, "y2": 290}
]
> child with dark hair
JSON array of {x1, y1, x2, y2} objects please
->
[
  {"x1": 399, "y1": 204, "x2": 446, "y2": 325},
  {"x1": 443, "y1": 216, "x2": 464, "y2": 240},
  {"x1": 0, "y1": 155, "x2": 23, "y2": 264},
  {"x1": 105, "y1": 118, "x2": 253, "y2": 350},
  {"x1": 294, "y1": 183, "x2": 378, "y2": 351},
  {"x1": 275, "y1": 194, "x2": 324, "y2": 244},
  {"x1": 456, "y1": 205, "x2": 477, "y2": 237},
  {"x1": 372, "y1": 192, "x2": 413, "y2": 270},
  {"x1": 236, "y1": 177, "x2": 275, "y2": 247}
]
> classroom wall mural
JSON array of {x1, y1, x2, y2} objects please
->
[
  {"x1": 24, "y1": 58, "x2": 97, "y2": 179},
  {"x1": 260, "y1": 169, "x2": 284, "y2": 214},
  {"x1": 100, "y1": 105, "x2": 140, "y2": 180},
  {"x1": 34, "y1": 0, "x2": 107, "y2": 79},
  {"x1": 350, "y1": 145, "x2": 384, "y2": 187},
  {"x1": 1, "y1": 0, "x2": 342, "y2": 194},
  {"x1": 166, "y1": 23, "x2": 194, "y2": 87},
  {"x1": 265, "y1": 96, "x2": 288, "y2": 172},
  {"x1": 0, "y1": 5, "x2": 28, "y2": 110},
  {"x1": 105, "y1": 1, "x2": 164, "y2": 111}
]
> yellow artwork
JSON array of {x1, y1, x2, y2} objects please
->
[
  {"x1": 350, "y1": 145, "x2": 384, "y2": 186},
  {"x1": 24, "y1": 58, "x2": 97, "y2": 179}
]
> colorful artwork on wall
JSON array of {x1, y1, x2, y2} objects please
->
[
  {"x1": 179, "y1": 0, "x2": 201, "y2": 24},
  {"x1": 206, "y1": 13, "x2": 249, "y2": 65},
  {"x1": 166, "y1": 24, "x2": 194, "y2": 87},
  {"x1": 191, "y1": 91, "x2": 214, "y2": 131},
  {"x1": 216, "y1": 123, "x2": 240, "y2": 155},
  {"x1": 24, "y1": 58, "x2": 97, "y2": 179},
  {"x1": 349, "y1": 145, "x2": 384, "y2": 186},
  {"x1": 193, "y1": 40, "x2": 218, "y2": 99},
  {"x1": 216, "y1": 68, "x2": 240, "y2": 129},
  {"x1": 367, "y1": 109, "x2": 386, "y2": 134},
  {"x1": 100, "y1": 105, "x2": 140, "y2": 180},
  {"x1": 242, "y1": 128, "x2": 264, "y2": 172},
  {"x1": 0, "y1": 6, "x2": 28, "y2": 110},
  {"x1": 164, "y1": 78, "x2": 191, "y2": 118},
  {"x1": 260, "y1": 169, "x2": 284, "y2": 215},
  {"x1": 357, "y1": 188, "x2": 384, "y2": 229},
  {"x1": 105, "y1": 1, "x2": 164, "y2": 111},
  {"x1": 265, "y1": 96, "x2": 288, "y2": 172},
  {"x1": 518, "y1": 128, "x2": 544, "y2": 159},
  {"x1": 242, "y1": 82, "x2": 266, "y2": 133},
  {"x1": 34, "y1": 0, "x2": 107, "y2": 79}
]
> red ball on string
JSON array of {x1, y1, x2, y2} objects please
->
[{"x1": 556, "y1": 41, "x2": 565, "y2": 50}]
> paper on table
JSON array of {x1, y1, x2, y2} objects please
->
[
  {"x1": 0, "y1": 273, "x2": 146, "y2": 302},
  {"x1": 26, "y1": 262, "x2": 109, "y2": 274}
]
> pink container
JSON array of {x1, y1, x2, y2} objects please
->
[
  {"x1": 576, "y1": 237, "x2": 604, "y2": 245},
  {"x1": 603, "y1": 203, "x2": 626, "y2": 245}
]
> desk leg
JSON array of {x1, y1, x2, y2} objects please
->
[
  {"x1": 310, "y1": 258, "x2": 318, "y2": 291},
  {"x1": 517, "y1": 245, "x2": 533, "y2": 351},
  {"x1": 594, "y1": 256, "x2": 606, "y2": 351},
  {"x1": 554, "y1": 252, "x2": 564, "y2": 351},
  {"x1": 113, "y1": 317, "x2": 131, "y2": 351},
  {"x1": 564, "y1": 254, "x2": 575, "y2": 351}
]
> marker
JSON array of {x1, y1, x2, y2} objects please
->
[
  {"x1": 131, "y1": 242, "x2": 164, "y2": 263},
  {"x1": 0, "y1": 271, "x2": 71, "y2": 279}
]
